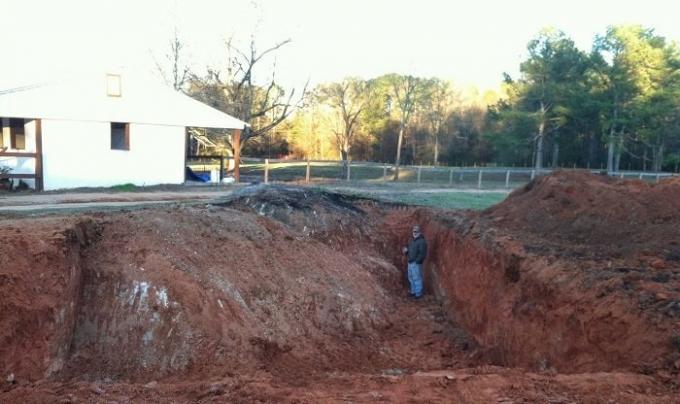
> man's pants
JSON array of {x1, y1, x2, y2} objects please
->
[{"x1": 407, "y1": 262, "x2": 424, "y2": 297}]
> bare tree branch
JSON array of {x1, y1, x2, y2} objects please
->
[
  {"x1": 154, "y1": 28, "x2": 189, "y2": 93},
  {"x1": 252, "y1": 39, "x2": 292, "y2": 65}
]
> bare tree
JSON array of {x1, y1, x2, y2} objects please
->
[
  {"x1": 317, "y1": 78, "x2": 371, "y2": 175},
  {"x1": 191, "y1": 37, "x2": 307, "y2": 153},
  {"x1": 389, "y1": 75, "x2": 421, "y2": 180},
  {"x1": 154, "y1": 28, "x2": 189, "y2": 92}
]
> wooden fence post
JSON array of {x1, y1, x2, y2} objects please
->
[
  {"x1": 417, "y1": 166, "x2": 422, "y2": 183},
  {"x1": 619, "y1": 172, "x2": 624, "y2": 179},
  {"x1": 306, "y1": 159, "x2": 311, "y2": 183},
  {"x1": 449, "y1": 168, "x2": 453, "y2": 186},
  {"x1": 531, "y1": 170, "x2": 536, "y2": 180},
  {"x1": 477, "y1": 170, "x2": 483, "y2": 189},
  {"x1": 656, "y1": 174, "x2": 661, "y2": 183},
  {"x1": 346, "y1": 161, "x2": 351, "y2": 181},
  {"x1": 264, "y1": 159, "x2": 269, "y2": 183},
  {"x1": 459, "y1": 171, "x2": 464, "y2": 182},
  {"x1": 383, "y1": 163, "x2": 387, "y2": 182},
  {"x1": 505, "y1": 170, "x2": 510, "y2": 188},
  {"x1": 639, "y1": 173, "x2": 643, "y2": 180}
]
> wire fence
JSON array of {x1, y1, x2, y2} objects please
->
[{"x1": 186, "y1": 157, "x2": 679, "y2": 190}]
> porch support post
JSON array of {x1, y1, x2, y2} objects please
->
[
  {"x1": 35, "y1": 119, "x2": 44, "y2": 191},
  {"x1": 183, "y1": 128, "x2": 189, "y2": 183},
  {"x1": 233, "y1": 128, "x2": 242, "y2": 183}
]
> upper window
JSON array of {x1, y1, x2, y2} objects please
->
[
  {"x1": 106, "y1": 74, "x2": 122, "y2": 97},
  {"x1": 111, "y1": 122, "x2": 129, "y2": 150},
  {"x1": 10, "y1": 118, "x2": 25, "y2": 150}
]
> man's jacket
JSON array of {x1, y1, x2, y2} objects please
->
[{"x1": 406, "y1": 235, "x2": 427, "y2": 264}]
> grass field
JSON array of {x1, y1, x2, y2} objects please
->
[
  {"x1": 317, "y1": 183, "x2": 509, "y2": 210},
  {"x1": 372, "y1": 190, "x2": 508, "y2": 210}
]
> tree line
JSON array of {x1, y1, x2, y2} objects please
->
[{"x1": 171, "y1": 24, "x2": 680, "y2": 174}]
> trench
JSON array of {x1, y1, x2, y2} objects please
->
[
  {"x1": 378, "y1": 207, "x2": 678, "y2": 375},
  {"x1": 1, "y1": 188, "x2": 675, "y2": 386}
]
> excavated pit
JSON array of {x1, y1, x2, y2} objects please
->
[{"x1": 2, "y1": 175, "x2": 680, "y2": 402}]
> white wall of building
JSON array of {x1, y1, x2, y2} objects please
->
[{"x1": 42, "y1": 119, "x2": 185, "y2": 190}]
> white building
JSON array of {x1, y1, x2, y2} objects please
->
[{"x1": 0, "y1": 72, "x2": 245, "y2": 190}]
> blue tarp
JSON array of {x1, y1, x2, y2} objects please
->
[{"x1": 185, "y1": 167, "x2": 210, "y2": 182}]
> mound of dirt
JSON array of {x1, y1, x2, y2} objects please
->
[
  {"x1": 65, "y1": 205, "x2": 409, "y2": 383},
  {"x1": 483, "y1": 171, "x2": 680, "y2": 262},
  {"x1": 1, "y1": 199, "x2": 475, "y2": 388}
]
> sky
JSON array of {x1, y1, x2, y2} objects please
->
[{"x1": 1, "y1": 0, "x2": 680, "y2": 92}]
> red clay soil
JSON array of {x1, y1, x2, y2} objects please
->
[
  {"x1": 1, "y1": 180, "x2": 679, "y2": 402},
  {"x1": 479, "y1": 172, "x2": 680, "y2": 372},
  {"x1": 0, "y1": 218, "x2": 97, "y2": 380}
]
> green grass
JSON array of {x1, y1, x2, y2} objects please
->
[
  {"x1": 317, "y1": 184, "x2": 508, "y2": 210},
  {"x1": 109, "y1": 183, "x2": 138, "y2": 192},
  {"x1": 377, "y1": 191, "x2": 507, "y2": 210}
]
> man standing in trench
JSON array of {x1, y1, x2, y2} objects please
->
[{"x1": 402, "y1": 224, "x2": 427, "y2": 299}]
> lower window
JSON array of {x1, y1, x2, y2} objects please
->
[
  {"x1": 10, "y1": 118, "x2": 25, "y2": 150},
  {"x1": 111, "y1": 122, "x2": 129, "y2": 150}
]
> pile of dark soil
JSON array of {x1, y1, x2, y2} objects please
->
[{"x1": 216, "y1": 184, "x2": 367, "y2": 236}]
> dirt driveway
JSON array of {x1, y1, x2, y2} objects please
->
[{"x1": 0, "y1": 187, "x2": 235, "y2": 213}]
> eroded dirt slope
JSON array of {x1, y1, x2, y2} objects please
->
[{"x1": 65, "y1": 204, "x2": 475, "y2": 382}]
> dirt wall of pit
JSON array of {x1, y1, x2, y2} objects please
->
[
  {"x1": 376, "y1": 205, "x2": 679, "y2": 374},
  {"x1": 0, "y1": 219, "x2": 98, "y2": 381}
]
